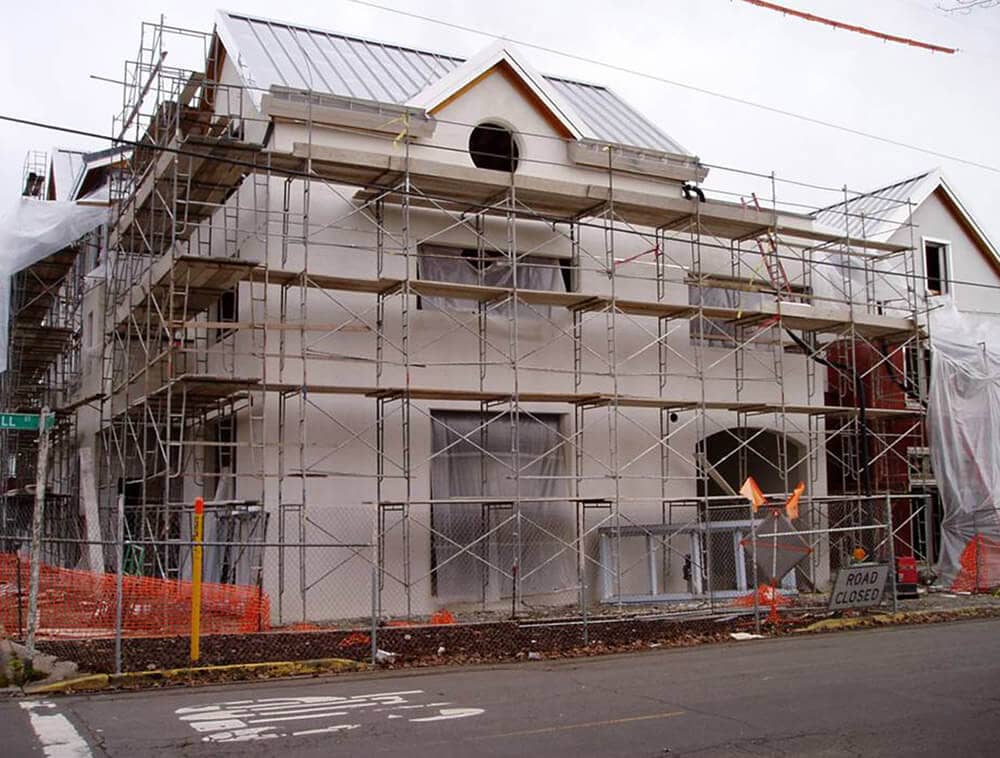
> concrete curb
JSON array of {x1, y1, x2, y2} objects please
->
[
  {"x1": 26, "y1": 657, "x2": 368, "y2": 695},
  {"x1": 796, "y1": 605, "x2": 1000, "y2": 634}
]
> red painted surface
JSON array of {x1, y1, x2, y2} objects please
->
[{"x1": 824, "y1": 340, "x2": 924, "y2": 558}]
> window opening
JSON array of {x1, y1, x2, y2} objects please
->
[
  {"x1": 469, "y1": 122, "x2": 519, "y2": 172},
  {"x1": 560, "y1": 258, "x2": 574, "y2": 292},
  {"x1": 429, "y1": 410, "x2": 571, "y2": 602},
  {"x1": 417, "y1": 244, "x2": 567, "y2": 316},
  {"x1": 215, "y1": 286, "x2": 238, "y2": 341},
  {"x1": 924, "y1": 241, "x2": 949, "y2": 295}
]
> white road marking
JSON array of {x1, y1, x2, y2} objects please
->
[
  {"x1": 409, "y1": 708, "x2": 485, "y2": 722},
  {"x1": 247, "y1": 711, "x2": 369, "y2": 723},
  {"x1": 202, "y1": 727, "x2": 278, "y2": 743},
  {"x1": 20, "y1": 701, "x2": 92, "y2": 758},
  {"x1": 176, "y1": 689, "x2": 485, "y2": 743},
  {"x1": 291, "y1": 724, "x2": 360, "y2": 737}
]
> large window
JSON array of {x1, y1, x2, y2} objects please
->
[
  {"x1": 418, "y1": 244, "x2": 567, "y2": 317},
  {"x1": 429, "y1": 410, "x2": 572, "y2": 602},
  {"x1": 923, "y1": 239, "x2": 950, "y2": 295}
]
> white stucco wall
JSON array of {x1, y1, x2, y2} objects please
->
[
  {"x1": 213, "y1": 181, "x2": 825, "y2": 619},
  {"x1": 888, "y1": 188, "x2": 1000, "y2": 317}
]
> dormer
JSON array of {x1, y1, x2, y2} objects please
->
[{"x1": 208, "y1": 11, "x2": 706, "y2": 185}]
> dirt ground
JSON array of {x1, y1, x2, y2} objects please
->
[{"x1": 31, "y1": 588, "x2": 1000, "y2": 676}]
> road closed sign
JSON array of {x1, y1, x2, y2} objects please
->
[{"x1": 829, "y1": 563, "x2": 890, "y2": 611}]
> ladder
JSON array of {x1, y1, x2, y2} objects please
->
[{"x1": 748, "y1": 193, "x2": 793, "y2": 298}]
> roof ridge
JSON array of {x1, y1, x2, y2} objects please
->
[
  {"x1": 854, "y1": 168, "x2": 938, "y2": 200},
  {"x1": 813, "y1": 168, "x2": 937, "y2": 215}
]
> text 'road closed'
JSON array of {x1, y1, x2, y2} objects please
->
[{"x1": 828, "y1": 564, "x2": 890, "y2": 611}]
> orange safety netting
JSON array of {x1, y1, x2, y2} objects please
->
[
  {"x1": 0, "y1": 553, "x2": 270, "y2": 638},
  {"x1": 732, "y1": 583, "x2": 793, "y2": 608},
  {"x1": 951, "y1": 535, "x2": 1000, "y2": 593}
]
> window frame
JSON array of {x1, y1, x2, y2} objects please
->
[{"x1": 922, "y1": 236, "x2": 952, "y2": 297}]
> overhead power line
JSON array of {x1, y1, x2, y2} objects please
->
[
  {"x1": 738, "y1": 0, "x2": 957, "y2": 54},
  {"x1": 345, "y1": 0, "x2": 999, "y2": 176}
]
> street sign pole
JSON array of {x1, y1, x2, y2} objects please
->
[{"x1": 25, "y1": 407, "x2": 52, "y2": 655}]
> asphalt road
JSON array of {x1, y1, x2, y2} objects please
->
[{"x1": 3, "y1": 619, "x2": 999, "y2": 757}]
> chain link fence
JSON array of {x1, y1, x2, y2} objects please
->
[{"x1": 0, "y1": 494, "x2": 941, "y2": 674}]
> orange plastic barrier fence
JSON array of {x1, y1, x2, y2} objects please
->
[
  {"x1": 732, "y1": 583, "x2": 792, "y2": 608},
  {"x1": 0, "y1": 553, "x2": 270, "y2": 639},
  {"x1": 951, "y1": 535, "x2": 1000, "y2": 593}
]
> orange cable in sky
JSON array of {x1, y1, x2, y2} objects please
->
[{"x1": 739, "y1": 0, "x2": 958, "y2": 54}]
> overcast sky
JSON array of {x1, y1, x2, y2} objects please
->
[{"x1": 1, "y1": 0, "x2": 999, "y2": 240}]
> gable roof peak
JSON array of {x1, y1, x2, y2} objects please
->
[{"x1": 406, "y1": 38, "x2": 587, "y2": 139}]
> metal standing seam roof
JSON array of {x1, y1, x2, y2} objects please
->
[
  {"x1": 217, "y1": 11, "x2": 692, "y2": 156},
  {"x1": 812, "y1": 170, "x2": 936, "y2": 241}
]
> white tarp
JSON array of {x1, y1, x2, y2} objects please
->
[
  {"x1": 927, "y1": 299, "x2": 1000, "y2": 586},
  {"x1": 0, "y1": 197, "x2": 107, "y2": 368},
  {"x1": 418, "y1": 245, "x2": 565, "y2": 317},
  {"x1": 430, "y1": 410, "x2": 574, "y2": 602}
]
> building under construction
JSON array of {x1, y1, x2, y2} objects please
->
[{"x1": 2, "y1": 12, "x2": 936, "y2": 630}]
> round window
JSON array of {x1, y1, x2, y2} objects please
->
[{"x1": 468, "y1": 122, "x2": 519, "y2": 172}]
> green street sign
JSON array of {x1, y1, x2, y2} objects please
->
[{"x1": 0, "y1": 412, "x2": 55, "y2": 431}]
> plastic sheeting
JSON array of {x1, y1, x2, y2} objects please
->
[
  {"x1": 927, "y1": 299, "x2": 1000, "y2": 586},
  {"x1": 0, "y1": 197, "x2": 107, "y2": 368},
  {"x1": 418, "y1": 244, "x2": 565, "y2": 317},
  {"x1": 429, "y1": 410, "x2": 574, "y2": 602}
]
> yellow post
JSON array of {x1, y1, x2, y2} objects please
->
[{"x1": 190, "y1": 496, "x2": 205, "y2": 663}]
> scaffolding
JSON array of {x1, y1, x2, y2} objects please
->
[
  {"x1": 16, "y1": 17, "x2": 931, "y2": 628},
  {"x1": 0, "y1": 189, "x2": 97, "y2": 569}
]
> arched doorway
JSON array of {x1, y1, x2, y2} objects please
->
[
  {"x1": 694, "y1": 428, "x2": 807, "y2": 594},
  {"x1": 697, "y1": 427, "x2": 804, "y2": 498}
]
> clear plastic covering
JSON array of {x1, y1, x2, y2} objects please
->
[
  {"x1": 927, "y1": 299, "x2": 1000, "y2": 586},
  {"x1": 0, "y1": 197, "x2": 107, "y2": 368}
]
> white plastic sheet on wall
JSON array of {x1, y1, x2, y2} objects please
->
[
  {"x1": 927, "y1": 299, "x2": 1000, "y2": 586},
  {"x1": 418, "y1": 244, "x2": 565, "y2": 317},
  {"x1": 430, "y1": 410, "x2": 574, "y2": 602},
  {"x1": 0, "y1": 197, "x2": 107, "y2": 368}
]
